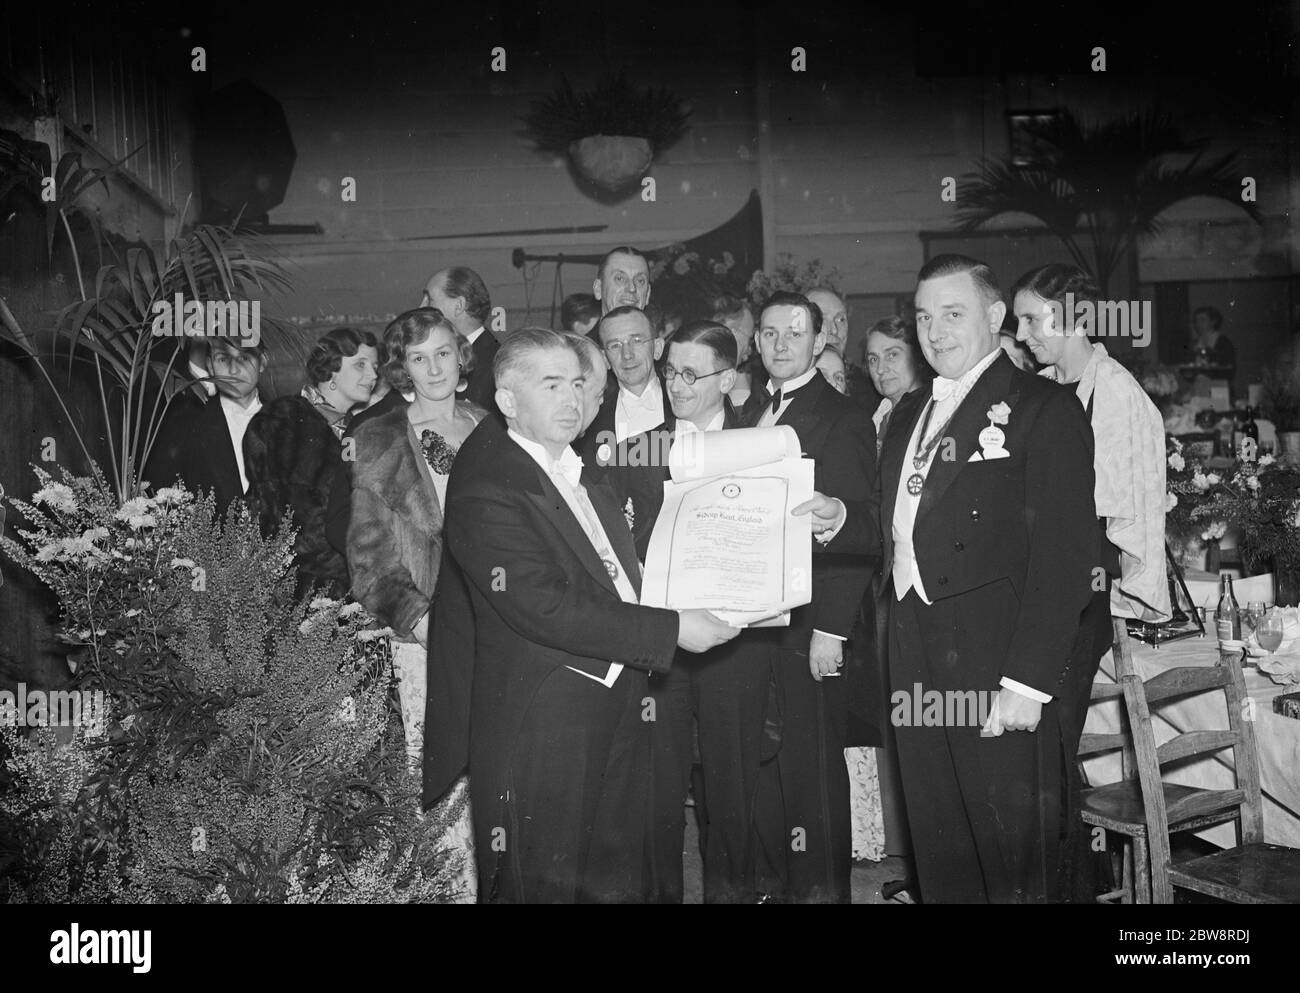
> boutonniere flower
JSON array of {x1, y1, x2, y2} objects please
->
[
  {"x1": 623, "y1": 498, "x2": 636, "y2": 531},
  {"x1": 987, "y1": 402, "x2": 1011, "y2": 426}
]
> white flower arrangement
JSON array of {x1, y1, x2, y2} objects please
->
[{"x1": 33, "y1": 483, "x2": 77, "y2": 514}]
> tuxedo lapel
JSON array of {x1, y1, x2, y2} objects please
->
[
  {"x1": 774, "y1": 371, "x2": 830, "y2": 437},
  {"x1": 506, "y1": 437, "x2": 625, "y2": 600},
  {"x1": 916, "y1": 352, "x2": 1017, "y2": 527}
]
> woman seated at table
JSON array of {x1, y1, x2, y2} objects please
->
[
  {"x1": 245, "y1": 326, "x2": 379, "y2": 599},
  {"x1": 346, "y1": 308, "x2": 488, "y2": 768}
]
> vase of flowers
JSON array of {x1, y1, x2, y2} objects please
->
[
  {"x1": 1191, "y1": 452, "x2": 1300, "y2": 605},
  {"x1": 1165, "y1": 436, "x2": 1224, "y2": 567}
]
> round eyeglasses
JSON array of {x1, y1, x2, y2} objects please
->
[{"x1": 664, "y1": 365, "x2": 728, "y2": 386}]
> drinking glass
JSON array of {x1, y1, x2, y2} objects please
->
[
  {"x1": 1257, "y1": 607, "x2": 1285, "y2": 654},
  {"x1": 1244, "y1": 601, "x2": 1266, "y2": 637}
]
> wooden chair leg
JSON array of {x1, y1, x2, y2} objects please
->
[{"x1": 1133, "y1": 837, "x2": 1150, "y2": 905}]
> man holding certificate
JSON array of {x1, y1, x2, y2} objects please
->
[
  {"x1": 742, "y1": 291, "x2": 876, "y2": 903},
  {"x1": 443, "y1": 329, "x2": 740, "y2": 903}
]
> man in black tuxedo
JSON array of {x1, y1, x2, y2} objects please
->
[
  {"x1": 442, "y1": 328, "x2": 739, "y2": 903},
  {"x1": 797, "y1": 255, "x2": 1097, "y2": 903},
  {"x1": 422, "y1": 266, "x2": 500, "y2": 412},
  {"x1": 594, "y1": 320, "x2": 762, "y2": 903},
  {"x1": 579, "y1": 305, "x2": 673, "y2": 465},
  {"x1": 741, "y1": 291, "x2": 876, "y2": 903},
  {"x1": 424, "y1": 333, "x2": 607, "y2": 811},
  {"x1": 144, "y1": 337, "x2": 267, "y2": 516}
]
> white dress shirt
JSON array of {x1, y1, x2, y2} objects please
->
[
  {"x1": 220, "y1": 394, "x2": 262, "y2": 493},
  {"x1": 756, "y1": 366, "x2": 819, "y2": 428},
  {"x1": 614, "y1": 375, "x2": 665, "y2": 443},
  {"x1": 508, "y1": 429, "x2": 638, "y2": 686},
  {"x1": 465, "y1": 325, "x2": 485, "y2": 345}
]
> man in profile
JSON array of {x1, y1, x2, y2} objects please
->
[{"x1": 443, "y1": 328, "x2": 738, "y2": 902}]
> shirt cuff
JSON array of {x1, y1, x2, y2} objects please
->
[
  {"x1": 999, "y1": 677, "x2": 1052, "y2": 704},
  {"x1": 814, "y1": 498, "x2": 848, "y2": 545},
  {"x1": 813, "y1": 629, "x2": 846, "y2": 642}
]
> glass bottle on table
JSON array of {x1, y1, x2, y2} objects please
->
[{"x1": 1216, "y1": 574, "x2": 1241, "y2": 643}]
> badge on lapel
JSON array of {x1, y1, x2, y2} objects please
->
[{"x1": 969, "y1": 401, "x2": 1011, "y2": 462}]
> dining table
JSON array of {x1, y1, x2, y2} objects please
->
[{"x1": 1081, "y1": 631, "x2": 1300, "y2": 849}]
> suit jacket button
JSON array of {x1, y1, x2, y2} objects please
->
[
  {"x1": 969, "y1": 509, "x2": 980, "y2": 521},
  {"x1": 937, "y1": 576, "x2": 948, "y2": 586},
  {"x1": 954, "y1": 541, "x2": 964, "y2": 551}
]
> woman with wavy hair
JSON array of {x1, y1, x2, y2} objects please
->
[
  {"x1": 245, "y1": 326, "x2": 379, "y2": 599},
  {"x1": 347, "y1": 308, "x2": 487, "y2": 765},
  {"x1": 346, "y1": 307, "x2": 486, "y2": 901}
]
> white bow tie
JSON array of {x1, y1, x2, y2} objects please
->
[
  {"x1": 549, "y1": 459, "x2": 584, "y2": 490},
  {"x1": 931, "y1": 377, "x2": 958, "y2": 402}
]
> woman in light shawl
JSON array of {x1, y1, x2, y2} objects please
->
[{"x1": 1012, "y1": 263, "x2": 1171, "y2": 628}]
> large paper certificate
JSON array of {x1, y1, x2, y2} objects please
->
[{"x1": 640, "y1": 426, "x2": 813, "y2": 626}]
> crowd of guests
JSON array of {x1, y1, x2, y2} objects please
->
[{"x1": 143, "y1": 245, "x2": 1170, "y2": 904}]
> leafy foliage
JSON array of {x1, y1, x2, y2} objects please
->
[
  {"x1": 1190, "y1": 455, "x2": 1300, "y2": 576},
  {"x1": 523, "y1": 74, "x2": 690, "y2": 153},
  {"x1": 0, "y1": 471, "x2": 466, "y2": 904},
  {"x1": 0, "y1": 150, "x2": 294, "y2": 501},
  {"x1": 955, "y1": 110, "x2": 1260, "y2": 294}
]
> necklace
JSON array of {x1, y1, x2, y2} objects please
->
[{"x1": 906, "y1": 399, "x2": 955, "y2": 497}]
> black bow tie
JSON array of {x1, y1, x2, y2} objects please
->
[{"x1": 769, "y1": 388, "x2": 783, "y2": 415}]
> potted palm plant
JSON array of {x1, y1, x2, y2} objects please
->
[
  {"x1": 523, "y1": 74, "x2": 690, "y2": 199},
  {"x1": 955, "y1": 110, "x2": 1260, "y2": 296}
]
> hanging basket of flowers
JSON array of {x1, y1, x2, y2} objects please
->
[{"x1": 523, "y1": 74, "x2": 690, "y2": 198}]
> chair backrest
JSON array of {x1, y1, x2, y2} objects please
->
[
  {"x1": 1076, "y1": 619, "x2": 1137, "y2": 779},
  {"x1": 1117, "y1": 631, "x2": 1264, "y2": 902}
]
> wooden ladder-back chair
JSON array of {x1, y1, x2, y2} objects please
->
[{"x1": 1080, "y1": 618, "x2": 1300, "y2": 903}]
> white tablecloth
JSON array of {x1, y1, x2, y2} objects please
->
[{"x1": 1081, "y1": 634, "x2": 1300, "y2": 849}]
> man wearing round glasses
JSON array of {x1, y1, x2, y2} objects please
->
[{"x1": 597, "y1": 321, "x2": 763, "y2": 903}]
